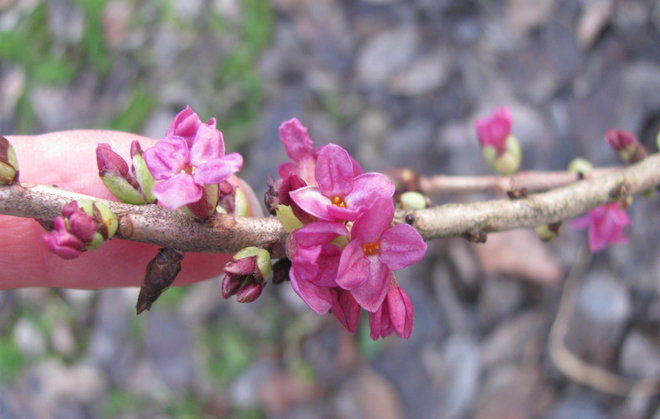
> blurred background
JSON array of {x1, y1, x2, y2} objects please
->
[{"x1": 1, "y1": 0, "x2": 659, "y2": 417}]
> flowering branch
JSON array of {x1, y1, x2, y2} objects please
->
[{"x1": 2, "y1": 153, "x2": 658, "y2": 252}]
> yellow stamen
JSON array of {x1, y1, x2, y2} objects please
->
[
  {"x1": 331, "y1": 195, "x2": 346, "y2": 208},
  {"x1": 362, "y1": 241, "x2": 380, "y2": 256}
]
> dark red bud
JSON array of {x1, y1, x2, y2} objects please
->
[
  {"x1": 606, "y1": 130, "x2": 637, "y2": 150},
  {"x1": 136, "y1": 248, "x2": 184, "y2": 314},
  {"x1": 221, "y1": 274, "x2": 244, "y2": 299},
  {"x1": 235, "y1": 283, "x2": 263, "y2": 303},
  {"x1": 96, "y1": 143, "x2": 129, "y2": 177},
  {"x1": 224, "y1": 256, "x2": 257, "y2": 276}
]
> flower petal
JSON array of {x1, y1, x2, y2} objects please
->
[
  {"x1": 293, "y1": 221, "x2": 348, "y2": 247},
  {"x1": 290, "y1": 186, "x2": 334, "y2": 220},
  {"x1": 379, "y1": 223, "x2": 427, "y2": 270},
  {"x1": 153, "y1": 174, "x2": 202, "y2": 210},
  {"x1": 330, "y1": 289, "x2": 361, "y2": 334},
  {"x1": 368, "y1": 306, "x2": 387, "y2": 340},
  {"x1": 289, "y1": 269, "x2": 333, "y2": 314},
  {"x1": 351, "y1": 197, "x2": 394, "y2": 243},
  {"x1": 326, "y1": 204, "x2": 361, "y2": 221},
  {"x1": 336, "y1": 239, "x2": 370, "y2": 290},
  {"x1": 190, "y1": 124, "x2": 225, "y2": 166},
  {"x1": 166, "y1": 106, "x2": 216, "y2": 144},
  {"x1": 315, "y1": 143, "x2": 354, "y2": 197},
  {"x1": 345, "y1": 172, "x2": 395, "y2": 213},
  {"x1": 350, "y1": 259, "x2": 391, "y2": 312},
  {"x1": 193, "y1": 153, "x2": 243, "y2": 185},
  {"x1": 279, "y1": 118, "x2": 314, "y2": 161},
  {"x1": 144, "y1": 137, "x2": 189, "y2": 180},
  {"x1": 386, "y1": 282, "x2": 414, "y2": 339}
]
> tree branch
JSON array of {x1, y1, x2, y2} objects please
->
[
  {"x1": 403, "y1": 153, "x2": 660, "y2": 240},
  {"x1": 419, "y1": 167, "x2": 619, "y2": 195},
  {"x1": 1, "y1": 154, "x2": 658, "y2": 252}
]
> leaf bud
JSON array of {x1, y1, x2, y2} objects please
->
[{"x1": 0, "y1": 136, "x2": 19, "y2": 185}]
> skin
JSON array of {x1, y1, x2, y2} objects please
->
[{"x1": 1, "y1": 130, "x2": 254, "y2": 289}]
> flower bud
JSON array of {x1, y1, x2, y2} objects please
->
[
  {"x1": 136, "y1": 248, "x2": 184, "y2": 314},
  {"x1": 606, "y1": 130, "x2": 647, "y2": 164},
  {"x1": 656, "y1": 130, "x2": 660, "y2": 151},
  {"x1": 0, "y1": 136, "x2": 19, "y2": 185},
  {"x1": 221, "y1": 247, "x2": 272, "y2": 303},
  {"x1": 130, "y1": 141, "x2": 156, "y2": 203},
  {"x1": 567, "y1": 157, "x2": 593, "y2": 178},
  {"x1": 97, "y1": 143, "x2": 155, "y2": 204},
  {"x1": 475, "y1": 108, "x2": 521, "y2": 175},
  {"x1": 535, "y1": 222, "x2": 562, "y2": 242},
  {"x1": 236, "y1": 283, "x2": 263, "y2": 303},
  {"x1": 233, "y1": 184, "x2": 249, "y2": 217},
  {"x1": 43, "y1": 200, "x2": 118, "y2": 258},
  {"x1": 490, "y1": 135, "x2": 521, "y2": 175},
  {"x1": 399, "y1": 191, "x2": 428, "y2": 210}
]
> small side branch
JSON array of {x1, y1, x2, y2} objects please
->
[
  {"x1": 420, "y1": 167, "x2": 619, "y2": 195},
  {"x1": 401, "y1": 153, "x2": 660, "y2": 241}
]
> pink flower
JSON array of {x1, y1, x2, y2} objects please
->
[
  {"x1": 290, "y1": 143, "x2": 395, "y2": 221},
  {"x1": 572, "y1": 202, "x2": 631, "y2": 253},
  {"x1": 336, "y1": 198, "x2": 427, "y2": 311},
  {"x1": 287, "y1": 221, "x2": 349, "y2": 313},
  {"x1": 43, "y1": 202, "x2": 101, "y2": 259},
  {"x1": 43, "y1": 217, "x2": 87, "y2": 259},
  {"x1": 277, "y1": 118, "x2": 363, "y2": 187},
  {"x1": 166, "y1": 106, "x2": 216, "y2": 146},
  {"x1": 144, "y1": 116, "x2": 243, "y2": 210},
  {"x1": 369, "y1": 280, "x2": 414, "y2": 340},
  {"x1": 475, "y1": 107, "x2": 512, "y2": 154},
  {"x1": 278, "y1": 118, "x2": 317, "y2": 184}
]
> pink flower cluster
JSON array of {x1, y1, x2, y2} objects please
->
[
  {"x1": 143, "y1": 107, "x2": 243, "y2": 214},
  {"x1": 275, "y1": 118, "x2": 427, "y2": 340},
  {"x1": 43, "y1": 202, "x2": 100, "y2": 259},
  {"x1": 572, "y1": 201, "x2": 631, "y2": 253}
]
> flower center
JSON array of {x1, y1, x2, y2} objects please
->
[
  {"x1": 331, "y1": 195, "x2": 346, "y2": 208},
  {"x1": 362, "y1": 241, "x2": 380, "y2": 256}
]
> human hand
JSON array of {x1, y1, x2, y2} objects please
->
[{"x1": 1, "y1": 130, "x2": 253, "y2": 289}]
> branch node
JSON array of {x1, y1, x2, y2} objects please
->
[
  {"x1": 609, "y1": 181, "x2": 631, "y2": 200},
  {"x1": 506, "y1": 187, "x2": 529, "y2": 200},
  {"x1": 462, "y1": 230, "x2": 488, "y2": 243}
]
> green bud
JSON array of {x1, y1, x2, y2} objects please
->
[
  {"x1": 100, "y1": 173, "x2": 147, "y2": 204},
  {"x1": 656, "y1": 130, "x2": 660, "y2": 152},
  {"x1": 276, "y1": 204, "x2": 303, "y2": 233},
  {"x1": 535, "y1": 222, "x2": 562, "y2": 242},
  {"x1": 94, "y1": 201, "x2": 118, "y2": 239},
  {"x1": 75, "y1": 199, "x2": 118, "y2": 244},
  {"x1": 400, "y1": 191, "x2": 428, "y2": 210},
  {"x1": 234, "y1": 185, "x2": 249, "y2": 217},
  {"x1": 567, "y1": 158, "x2": 593, "y2": 176},
  {"x1": 0, "y1": 136, "x2": 19, "y2": 185},
  {"x1": 131, "y1": 149, "x2": 156, "y2": 203},
  {"x1": 493, "y1": 135, "x2": 522, "y2": 175}
]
